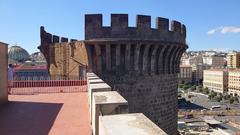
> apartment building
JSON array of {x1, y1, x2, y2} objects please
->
[
  {"x1": 203, "y1": 55, "x2": 226, "y2": 68},
  {"x1": 227, "y1": 52, "x2": 240, "y2": 69},
  {"x1": 203, "y1": 69, "x2": 228, "y2": 93},
  {"x1": 178, "y1": 65, "x2": 192, "y2": 84},
  {"x1": 192, "y1": 64, "x2": 211, "y2": 85},
  {"x1": 228, "y1": 70, "x2": 240, "y2": 96}
]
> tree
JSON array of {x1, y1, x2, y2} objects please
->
[
  {"x1": 208, "y1": 94, "x2": 213, "y2": 100},
  {"x1": 234, "y1": 97, "x2": 239, "y2": 103},
  {"x1": 183, "y1": 85, "x2": 188, "y2": 90},
  {"x1": 199, "y1": 88, "x2": 203, "y2": 93},
  {"x1": 211, "y1": 91, "x2": 217, "y2": 97},
  {"x1": 216, "y1": 96, "x2": 222, "y2": 102},
  {"x1": 190, "y1": 85, "x2": 196, "y2": 91},
  {"x1": 179, "y1": 84, "x2": 184, "y2": 89},
  {"x1": 183, "y1": 84, "x2": 191, "y2": 90},
  {"x1": 203, "y1": 87, "x2": 209, "y2": 94},
  {"x1": 204, "y1": 87, "x2": 209, "y2": 91},
  {"x1": 205, "y1": 89, "x2": 209, "y2": 94},
  {"x1": 230, "y1": 98, "x2": 234, "y2": 104}
]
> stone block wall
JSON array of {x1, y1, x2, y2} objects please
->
[
  {"x1": 100, "y1": 73, "x2": 178, "y2": 134},
  {"x1": 87, "y1": 73, "x2": 167, "y2": 135},
  {"x1": 84, "y1": 14, "x2": 188, "y2": 135},
  {"x1": 0, "y1": 42, "x2": 8, "y2": 104},
  {"x1": 39, "y1": 27, "x2": 88, "y2": 79}
]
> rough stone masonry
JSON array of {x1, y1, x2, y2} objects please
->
[{"x1": 39, "y1": 14, "x2": 188, "y2": 135}]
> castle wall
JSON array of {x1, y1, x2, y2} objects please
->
[
  {"x1": 39, "y1": 28, "x2": 88, "y2": 79},
  {"x1": 39, "y1": 14, "x2": 188, "y2": 135}
]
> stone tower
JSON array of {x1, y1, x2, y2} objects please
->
[{"x1": 39, "y1": 14, "x2": 188, "y2": 135}]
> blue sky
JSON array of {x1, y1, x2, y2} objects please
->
[{"x1": 0, "y1": 0, "x2": 240, "y2": 53}]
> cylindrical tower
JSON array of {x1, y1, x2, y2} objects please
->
[{"x1": 85, "y1": 14, "x2": 188, "y2": 135}]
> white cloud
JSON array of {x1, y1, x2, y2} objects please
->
[{"x1": 207, "y1": 26, "x2": 240, "y2": 35}]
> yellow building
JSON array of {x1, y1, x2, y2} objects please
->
[
  {"x1": 203, "y1": 69, "x2": 228, "y2": 93},
  {"x1": 178, "y1": 65, "x2": 192, "y2": 84},
  {"x1": 228, "y1": 70, "x2": 240, "y2": 96},
  {"x1": 227, "y1": 52, "x2": 240, "y2": 69}
]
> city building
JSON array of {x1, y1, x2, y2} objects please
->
[
  {"x1": 203, "y1": 69, "x2": 228, "y2": 93},
  {"x1": 203, "y1": 55, "x2": 226, "y2": 68},
  {"x1": 0, "y1": 42, "x2": 8, "y2": 104},
  {"x1": 178, "y1": 65, "x2": 192, "y2": 84},
  {"x1": 181, "y1": 54, "x2": 203, "y2": 66},
  {"x1": 29, "y1": 52, "x2": 46, "y2": 63},
  {"x1": 14, "y1": 62, "x2": 48, "y2": 80},
  {"x1": 228, "y1": 70, "x2": 240, "y2": 96},
  {"x1": 227, "y1": 52, "x2": 240, "y2": 69},
  {"x1": 192, "y1": 64, "x2": 211, "y2": 85}
]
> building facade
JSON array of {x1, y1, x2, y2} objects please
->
[
  {"x1": 192, "y1": 64, "x2": 211, "y2": 85},
  {"x1": 39, "y1": 14, "x2": 188, "y2": 135},
  {"x1": 14, "y1": 62, "x2": 49, "y2": 80},
  {"x1": 0, "y1": 42, "x2": 8, "y2": 104},
  {"x1": 228, "y1": 70, "x2": 240, "y2": 96},
  {"x1": 227, "y1": 52, "x2": 240, "y2": 69},
  {"x1": 178, "y1": 65, "x2": 192, "y2": 84},
  {"x1": 203, "y1": 69, "x2": 228, "y2": 93},
  {"x1": 203, "y1": 55, "x2": 225, "y2": 68}
]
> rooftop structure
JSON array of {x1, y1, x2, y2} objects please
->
[{"x1": 8, "y1": 45, "x2": 30, "y2": 62}]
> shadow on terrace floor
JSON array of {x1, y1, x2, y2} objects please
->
[{"x1": 0, "y1": 101, "x2": 63, "y2": 135}]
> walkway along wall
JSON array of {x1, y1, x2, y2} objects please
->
[{"x1": 0, "y1": 42, "x2": 8, "y2": 104}]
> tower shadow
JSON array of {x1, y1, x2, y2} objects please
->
[{"x1": 0, "y1": 101, "x2": 63, "y2": 135}]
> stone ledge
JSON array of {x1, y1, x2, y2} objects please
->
[
  {"x1": 99, "y1": 113, "x2": 167, "y2": 135},
  {"x1": 92, "y1": 91, "x2": 128, "y2": 135}
]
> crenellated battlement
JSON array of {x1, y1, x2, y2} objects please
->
[
  {"x1": 85, "y1": 14, "x2": 186, "y2": 43},
  {"x1": 40, "y1": 26, "x2": 77, "y2": 46}
]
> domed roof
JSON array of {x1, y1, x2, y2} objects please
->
[{"x1": 8, "y1": 45, "x2": 30, "y2": 62}]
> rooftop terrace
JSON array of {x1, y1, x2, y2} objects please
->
[{"x1": 0, "y1": 92, "x2": 91, "y2": 135}]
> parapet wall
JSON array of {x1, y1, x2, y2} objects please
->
[
  {"x1": 39, "y1": 27, "x2": 88, "y2": 78},
  {"x1": 85, "y1": 14, "x2": 186, "y2": 44},
  {"x1": 0, "y1": 42, "x2": 8, "y2": 104}
]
